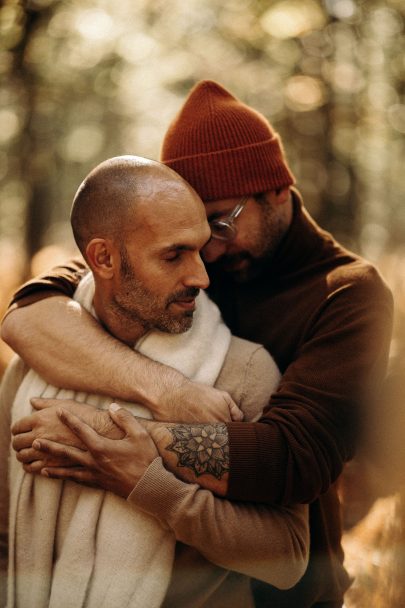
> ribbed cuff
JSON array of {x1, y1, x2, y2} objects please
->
[
  {"x1": 127, "y1": 457, "x2": 192, "y2": 527},
  {"x1": 227, "y1": 421, "x2": 286, "y2": 503},
  {"x1": 166, "y1": 138, "x2": 294, "y2": 202}
]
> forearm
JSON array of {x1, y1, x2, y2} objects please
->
[
  {"x1": 129, "y1": 458, "x2": 309, "y2": 588},
  {"x1": 3, "y1": 298, "x2": 240, "y2": 424},
  {"x1": 1, "y1": 297, "x2": 184, "y2": 413},
  {"x1": 139, "y1": 419, "x2": 230, "y2": 496}
]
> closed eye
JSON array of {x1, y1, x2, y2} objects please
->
[
  {"x1": 163, "y1": 252, "x2": 182, "y2": 262},
  {"x1": 162, "y1": 247, "x2": 187, "y2": 262}
]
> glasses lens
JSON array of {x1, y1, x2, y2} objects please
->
[{"x1": 210, "y1": 220, "x2": 236, "y2": 241}]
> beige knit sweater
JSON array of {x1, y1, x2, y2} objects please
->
[
  {"x1": 0, "y1": 288, "x2": 309, "y2": 608},
  {"x1": 0, "y1": 340, "x2": 309, "y2": 608}
]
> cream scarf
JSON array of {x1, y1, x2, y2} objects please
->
[{"x1": 8, "y1": 272, "x2": 231, "y2": 608}]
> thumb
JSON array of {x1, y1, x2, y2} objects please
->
[
  {"x1": 31, "y1": 397, "x2": 56, "y2": 411},
  {"x1": 230, "y1": 400, "x2": 244, "y2": 422},
  {"x1": 108, "y1": 402, "x2": 141, "y2": 435}
]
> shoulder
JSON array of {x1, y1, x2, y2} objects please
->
[
  {"x1": 6, "y1": 257, "x2": 89, "y2": 311},
  {"x1": 0, "y1": 356, "x2": 29, "y2": 425},
  {"x1": 222, "y1": 336, "x2": 277, "y2": 376},
  {"x1": 319, "y1": 255, "x2": 393, "y2": 324},
  {"x1": 216, "y1": 337, "x2": 281, "y2": 421},
  {"x1": 1, "y1": 356, "x2": 28, "y2": 392},
  {"x1": 328, "y1": 252, "x2": 391, "y2": 298}
]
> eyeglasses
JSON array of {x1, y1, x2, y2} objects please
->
[{"x1": 209, "y1": 196, "x2": 249, "y2": 242}]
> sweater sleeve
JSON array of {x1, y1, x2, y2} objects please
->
[
  {"x1": 129, "y1": 459, "x2": 308, "y2": 589},
  {"x1": 227, "y1": 268, "x2": 393, "y2": 505},
  {"x1": 0, "y1": 357, "x2": 28, "y2": 606},
  {"x1": 4, "y1": 258, "x2": 88, "y2": 317},
  {"x1": 128, "y1": 345, "x2": 309, "y2": 589}
]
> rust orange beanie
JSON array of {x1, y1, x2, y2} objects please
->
[{"x1": 161, "y1": 80, "x2": 295, "y2": 201}]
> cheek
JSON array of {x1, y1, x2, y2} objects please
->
[
  {"x1": 232, "y1": 220, "x2": 260, "y2": 252},
  {"x1": 202, "y1": 239, "x2": 228, "y2": 260},
  {"x1": 144, "y1": 264, "x2": 181, "y2": 295},
  {"x1": 244, "y1": 210, "x2": 271, "y2": 245}
]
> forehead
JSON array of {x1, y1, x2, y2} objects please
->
[{"x1": 126, "y1": 184, "x2": 210, "y2": 249}]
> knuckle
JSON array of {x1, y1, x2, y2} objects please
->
[
  {"x1": 23, "y1": 461, "x2": 40, "y2": 473},
  {"x1": 12, "y1": 437, "x2": 25, "y2": 451},
  {"x1": 58, "y1": 447, "x2": 70, "y2": 459},
  {"x1": 89, "y1": 439, "x2": 104, "y2": 457},
  {"x1": 70, "y1": 421, "x2": 83, "y2": 435},
  {"x1": 137, "y1": 427, "x2": 150, "y2": 442}
]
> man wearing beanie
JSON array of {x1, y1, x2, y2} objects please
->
[{"x1": 2, "y1": 81, "x2": 393, "y2": 608}]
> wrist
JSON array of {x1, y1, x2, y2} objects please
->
[{"x1": 92, "y1": 409, "x2": 125, "y2": 439}]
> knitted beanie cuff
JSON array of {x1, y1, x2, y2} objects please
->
[{"x1": 164, "y1": 136, "x2": 295, "y2": 202}]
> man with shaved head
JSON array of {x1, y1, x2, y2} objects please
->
[
  {"x1": 69, "y1": 156, "x2": 211, "y2": 339},
  {"x1": 0, "y1": 156, "x2": 309, "y2": 607}
]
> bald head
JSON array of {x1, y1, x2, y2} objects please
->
[
  {"x1": 70, "y1": 155, "x2": 210, "y2": 344},
  {"x1": 71, "y1": 155, "x2": 196, "y2": 258}
]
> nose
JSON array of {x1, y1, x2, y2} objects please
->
[
  {"x1": 202, "y1": 238, "x2": 227, "y2": 263},
  {"x1": 183, "y1": 254, "x2": 210, "y2": 290}
]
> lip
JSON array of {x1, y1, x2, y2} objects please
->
[{"x1": 172, "y1": 298, "x2": 196, "y2": 311}]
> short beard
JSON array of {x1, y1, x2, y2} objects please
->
[
  {"x1": 111, "y1": 245, "x2": 199, "y2": 336},
  {"x1": 218, "y1": 198, "x2": 288, "y2": 282}
]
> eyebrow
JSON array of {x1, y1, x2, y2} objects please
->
[
  {"x1": 160, "y1": 244, "x2": 192, "y2": 254},
  {"x1": 160, "y1": 236, "x2": 211, "y2": 254}
]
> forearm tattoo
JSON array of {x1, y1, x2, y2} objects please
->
[{"x1": 166, "y1": 423, "x2": 229, "y2": 479}]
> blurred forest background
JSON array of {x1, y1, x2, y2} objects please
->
[
  {"x1": 1, "y1": 1, "x2": 405, "y2": 605},
  {"x1": 1, "y1": 0, "x2": 405, "y2": 368}
]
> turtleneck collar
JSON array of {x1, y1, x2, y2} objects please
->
[{"x1": 267, "y1": 188, "x2": 336, "y2": 278}]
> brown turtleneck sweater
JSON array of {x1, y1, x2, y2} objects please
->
[{"x1": 5, "y1": 190, "x2": 393, "y2": 607}]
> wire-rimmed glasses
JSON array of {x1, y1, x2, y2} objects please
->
[{"x1": 209, "y1": 196, "x2": 249, "y2": 242}]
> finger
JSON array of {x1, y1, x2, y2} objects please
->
[
  {"x1": 108, "y1": 403, "x2": 143, "y2": 436},
  {"x1": 15, "y1": 447, "x2": 44, "y2": 463},
  {"x1": 229, "y1": 400, "x2": 244, "y2": 422},
  {"x1": 11, "y1": 416, "x2": 34, "y2": 435},
  {"x1": 57, "y1": 408, "x2": 106, "y2": 453},
  {"x1": 33, "y1": 438, "x2": 93, "y2": 467},
  {"x1": 23, "y1": 458, "x2": 75, "y2": 473},
  {"x1": 22, "y1": 452, "x2": 82, "y2": 471},
  {"x1": 31, "y1": 397, "x2": 65, "y2": 410},
  {"x1": 23, "y1": 461, "x2": 46, "y2": 474},
  {"x1": 12, "y1": 432, "x2": 35, "y2": 451},
  {"x1": 42, "y1": 467, "x2": 100, "y2": 487}
]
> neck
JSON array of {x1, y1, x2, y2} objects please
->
[{"x1": 93, "y1": 289, "x2": 147, "y2": 346}]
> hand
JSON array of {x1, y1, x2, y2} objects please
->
[
  {"x1": 155, "y1": 378, "x2": 243, "y2": 423},
  {"x1": 12, "y1": 397, "x2": 123, "y2": 469},
  {"x1": 32, "y1": 404, "x2": 159, "y2": 498}
]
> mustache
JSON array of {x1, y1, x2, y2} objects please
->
[{"x1": 167, "y1": 287, "x2": 200, "y2": 305}]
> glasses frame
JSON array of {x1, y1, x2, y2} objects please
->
[{"x1": 209, "y1": 196, "x2": 250, "y2": 242}]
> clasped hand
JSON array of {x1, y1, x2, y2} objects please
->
[{"x1": 12, "y1": 399, "x2": 159, "y2": 498}]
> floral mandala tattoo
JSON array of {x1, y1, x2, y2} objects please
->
[{"x1": 166, "y1": 423, "x2": 229, "y2": 479}]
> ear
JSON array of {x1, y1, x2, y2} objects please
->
[{"x1": 86, "y1": 238, "x2": 116, "y2": 279}]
